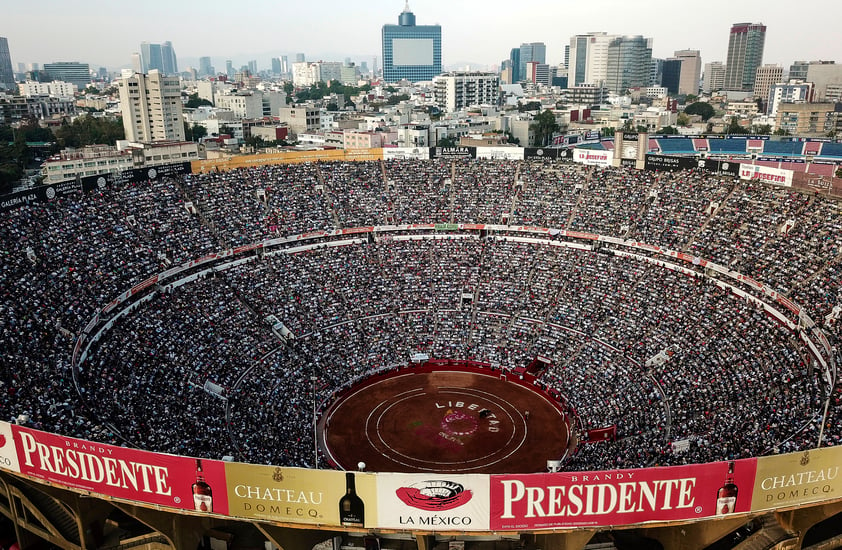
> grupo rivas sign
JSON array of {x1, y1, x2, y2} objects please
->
[
  {"x1": 490, "y1": 460, "x2": 757, "y2": 530},
  {"x1": 6, "y1": 424, "x2": 229, "y2": 515},
  {"x1": 377, "y1": 473, "x2": 490, "y2": 530}
]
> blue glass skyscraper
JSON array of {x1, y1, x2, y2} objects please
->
[{"x1": 382, "y1": 2, "x2": 441, "y2": 82}]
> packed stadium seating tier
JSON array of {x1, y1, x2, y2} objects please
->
[{"x1": 0, "y1": 158, "x2": 838, "y2": 477}]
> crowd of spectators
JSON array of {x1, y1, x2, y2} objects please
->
[{"x1": 0, "y1": 158, "x2": 838, "y2": 473}]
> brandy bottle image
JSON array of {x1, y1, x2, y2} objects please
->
[
  {"x1": 715, "y1": 461, "x2": 738, "y2": 515},
  {"x1": 192, "y1": 459, "x2": 213, "y2": 512},
  {"x1": 339, "y1": 472, "x2": 365, "y2": 527}
]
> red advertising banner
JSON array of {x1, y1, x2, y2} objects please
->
[
  {"x1": 490, "y1": 459, "x2": 757, "y2": 530},
  {"x1": 10, "y1": 425, "x2": 229, "y2": 515}
]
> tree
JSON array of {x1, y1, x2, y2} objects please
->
[
  {"x1": 184, "y1": 122, "x2": 208, "y2": 142},
  {"x1": 83, "y1": 85, "x2": 100, "y2": 95},
  {"x1": 530, "y1": 110, "x2": 560, "y2": 146},
  {"x1": 676, "y1": 112, "x2": 691, "y2": 126},
  {"x1": 752, "y1": 124, "x2": 773, "y2": 135},
  {"x1": 53, "y1": 116, "x2": 124, "y2": 148},
  {"x1": 436, "y1": 136, "x2": 459, "y2": 147},
  {"x1": 518, "y1": 101, "x2": 542, "y2": 112},
  {"x1": 192, "y1": 124, "x2": 207, "y2": 141},
  {"x1": 601, "y1": 127, "x2": 615, "y2": 137},
  {"x1": 725, "y1": 118, "x2": 750, "y2": 135},
  {"x1": 685, "y1": 94, "x2": 698, "y2": 103},
  {"x1": 185, "y1": 93, "x2": 212, "y2": 109},
  {"x1": 245, "y1": 135, "x2": 265, "y2": 149},
  {"x1": 16, "y1": 118, "x2": 54, "y2": 143},
  {"x1": 326, "y1": 102, "x2": 339, "y2": 111},
  {"x1": 836, "y1": 167, "x2": 842, "y2": 179},
  {"x1": 387, "y1": 94, "x2": 409, "y2": 105},
  {"x1": 773, "y1": 128, "x2": 791, "y2": 136},
  {"x1": 684, "y1": 102, "x2": 715, "y2": 121},
  {"x1": 657, "y1": 126, "x2": 679, "y2": 135}
]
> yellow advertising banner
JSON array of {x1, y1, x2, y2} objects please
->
[
  {"x1": 751, "y1": 446, "x2": 842, "y2": 511},
  {"x1": 224, "y1": 463, "x2": 377, "y2": 528},
  {"x1": 191, "y1": 148, "x2": 384, "y2": 173}
]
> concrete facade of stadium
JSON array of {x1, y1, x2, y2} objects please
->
[{"x1": 1, "y1": 145, "x2": 841, "y2": 550}]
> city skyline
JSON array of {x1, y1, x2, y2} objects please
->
[{"x1": 4, "y1": 0, "x2": 842, "y2": 74}]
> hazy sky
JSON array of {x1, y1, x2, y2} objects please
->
[{"x1": 5, "y1": 0, "x2": 842, "y2": 72}]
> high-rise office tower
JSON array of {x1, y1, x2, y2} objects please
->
[
  {"x1": 43, "y1": 62, "x2": 91, "y2": 89},
  {"x1": 271, "y1": 58, "x2": 282, "y2": 75},
  {"x1": 753, "y1": 64, "x2": 783, "y2": 104},
  {"x1": 661, "y1": 59, "x2": 683, "y2": 95},
  {"x1": 673, "y1": 49, "x2": 701, "y2": 95},
  {"x1": 140, "y1": 42, "x2": 161, "y2": 73},
  {"x1": 225, "y1": 60, "x2": 234, "y2": 79},
  {"x1": 651, "y1": 58, "x2": 664, "y2": 87},
  {"x1": 199, "y1": 56, "x2": 213, "y2": 77},
  {"x1": 281, "y1": 56, "x2": 289, "y2": 76},
  {"x1": 703, "y1": 62, "x2": 726, "y2": 93},
  {"x1": 508, "y1": 48, "x2": 521, "y2": 84},
  {"x1": 518, "y1": 42, "x2": 546, "y2": 81},
  {"x1": 118, "y1": 70, "x2": 185, "y2": 142},
  {"x1": 248, "y1": 60, "x2": 258, "y2": 75},
  {"x1": 789, "y1": 61, "x2": 811, "y2": 81},
  {"x1": 724, "y1": 23, "x2": 766, "y2": 91},
  {"x1": 568, "y1": 32, "x2": 612, "y2": 87},
  {"x1": 295, "y1": 53, "x2": 305, "y2": 63},
  {"x1": 605, "y1": 36, "x2": 652, "y2": 93},
  {"x1": 131, "y1": 52, "x2": 143, "y2": 74},
  {"x1": 0, "y1": 37, "x2": 14, "y2": 91},
  {"x1": 382, "y1": 1, "x2": 441, "y2": 82},
  {"x1": 161, "y1": 42, "x2": 178, "y2": 74},
  {"x1": 140, "y1": 41, "x2": 178, "y2": 74}
]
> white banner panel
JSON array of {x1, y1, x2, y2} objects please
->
[
  {"x1": 475, "y1": 147, "x2": 525, "y2": 161},
  {"x1": 376, "y1": 473, "x2": 490, "y2": 531},
  {"x1": 393, "y1": 39, "x2": 434, "y2": 66},
  {"x1": 739, "y1": 164, "x2": 793, "y2": 187},
  {"x1": 0, "y1": 422, "x2": 20, "y2": 472},
  {"x1": 383, "y1": 147, "x2": 430, "y2": 160},
  {"x1": 573, "y1": 149, "x2": 611, "y2": 167}
]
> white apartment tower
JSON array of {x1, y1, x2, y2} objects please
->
[
  {"x1": 433, "y1": 72, "x2": 500, "y2": 112},
  {"x1": 118, "y1": 70, "x2": 185, "y2": 142}
]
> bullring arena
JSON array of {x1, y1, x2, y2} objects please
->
[{"x1": 0, "y1": 144, "x2": 840, "y2": 550}]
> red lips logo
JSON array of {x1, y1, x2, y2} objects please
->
[
  {"x1": 0, "y1": 435, "x2": 6, "y2": 448},
  {"x1": 396, "y1": 480, "x2": 473, "y2": 511}
]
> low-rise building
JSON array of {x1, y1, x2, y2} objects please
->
[
  {"x1": 41, "y1": 141, "x2": 199, "y2": 183},
  {"x1": 279, "y1": 106, "x2": 321, "y2": 136},
  {"x1": 775, "y1": 102, "x2": 841, "y2": 136},
  {"x1": 19, "y1": 80, "x2": 77, "y2": 97}
]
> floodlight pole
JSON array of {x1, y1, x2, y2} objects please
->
[{"x1": 312, "y1": 374, "x2": 319, "y2": 468}]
